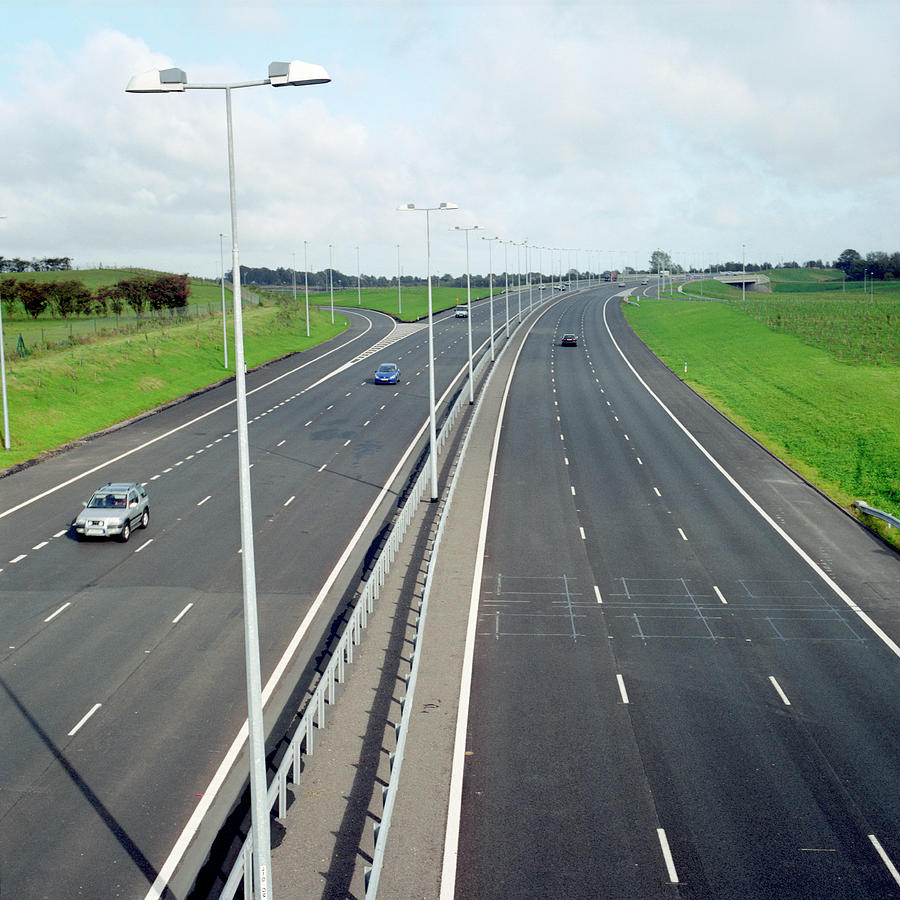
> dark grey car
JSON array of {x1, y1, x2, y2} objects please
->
[{"x1": 73, "y1": 482, "x2": 150, "y2": 542}]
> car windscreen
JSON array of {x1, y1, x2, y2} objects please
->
[{"x1": 88, "y1": 493, "x2": 126, "y2": 508}]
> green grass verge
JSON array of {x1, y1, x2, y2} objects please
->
[
  {"x1": 673, "y1": 282, "x2": 900, "y2": 365},
  {"x1": 623, "y1": 298, "x2": 900, "y2": 549},
  {"x1": 274, "y1": 284, "x2": 491, "y2": 322},
  {"x1": 2, "y1": 301, "x2": 346, "y2": 468}
]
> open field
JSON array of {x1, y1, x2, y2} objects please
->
[
  {"x1": 674, "y1": 279, "x2": 900, "y2": 365},
  {"x1": 623, "y1": 297, "x2": 900, "y2": 548},
  {"x1": 1, "y1": 300, "x2": 346, "y2": 468}
]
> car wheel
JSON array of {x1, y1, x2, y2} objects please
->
[
  {"x1": 120, "y1": 521, "x2": 131, "y2": 543},
  {"x1": 140, "y1": 508, "x2": 150, "y2": 529}
]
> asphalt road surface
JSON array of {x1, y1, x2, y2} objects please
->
[
  {"x1": 0, "y1": 287, "x2": 537, "y2": 899},
  {"x1": 453, "y1": 286, "x2": 900, "y2": 898}
]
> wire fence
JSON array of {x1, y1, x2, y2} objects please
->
[{"x1": 3, "y1": 290, "x2": 259, "y2": 358}]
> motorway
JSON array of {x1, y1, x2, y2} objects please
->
[
  {"x1": 451, "y1": 285, "x2": 900, "y2": 898},
  {"x1": 0, "y1": 285, "x2": 542, "y2": 899}
]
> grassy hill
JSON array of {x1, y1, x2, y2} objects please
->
[{"x1": 767, "y1": 267, "x2": 846, "y2": 292}]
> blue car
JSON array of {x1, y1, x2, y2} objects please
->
[{"x1": 374, "y1": 363, "x2": 401, "y2": 384}]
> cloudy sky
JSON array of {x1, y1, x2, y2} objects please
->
[{"x1": 0, "y1": 0, "x2": 897, "y2": 280}]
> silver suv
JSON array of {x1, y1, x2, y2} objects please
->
[{"x1": 73, "y1": 482, "x2": 150, "y2": 542}]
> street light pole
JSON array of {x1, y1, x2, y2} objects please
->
[
  {"x1": 303, "y1": 240, "x2": 310, "y2": 338},
  {"x1": 526, "y1": 241, "x2": 533, "y2": 314},
  {"x1": 396, "y1": 243, "x2": 402, "y2": 315},
  {"x1": 482, "y1": 236, "x2": 499, "y2": 360},
  {"x1": 328, "y1": 243, "x2": 335, "y2": 324},
  {"x1": 742, "y1": 243, "x2": 746, "y2": 303},
  {"x1": 501, "y1": 240, "x2": 511, "y2": 338},
  {"x1": 127, "y1": 59, "x2": 330, "y2": 900},
  {"x1": 0, "y1": 216, "x2": 9, "y2": 450},
  {"x1": 356, "y1": 245, "x2": 361, "y2": 305},
  {"x1": 398, "y1": 202, "x2": 458, "y2": 500},
  {"x1": 452, "y1": 225, "x2": 483, "y2": 402},
  {"x1": 220, "y1": 232, "x2": 229, "y2": 368}
]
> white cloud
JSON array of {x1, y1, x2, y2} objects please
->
[{"x1": 0, "y1": 1, "x2": 897, "y2": 277}]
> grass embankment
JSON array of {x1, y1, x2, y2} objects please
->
[
  {"x1": 3, "y1": 297, "x2": 346, "y2": 468},
  {"x1": 3, "y1": 270, "x2": 234, "y2": 353},
  {"x1": 675, "y1": 278, "x2": 900, "y2": 365},
  {"x1": 276, "y1": 284, "x2": 487, "y2": 322},
  {"x1": 623, "y1": 296, "x2": 900, "y2": 549}
]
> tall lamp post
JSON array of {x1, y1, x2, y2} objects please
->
[
  {"x1": 526, "y1": 241, "x2": 533, "y2": 314},
  {"x1": 451, "y1": 225, "x2": 483, "y2": 402},
  {"x1": 0, "y1": 215, "x2": 10, "y2": 451},
  {"x1": 398, "y1": 202, "x2": 458, "y2": 500},
  {"x1": 482, "y1": 235, "x2": 499, "y2": 360},
  {"x1": 396, "y1": 243, "x2": 402, "y2": 315},
  {"x1": 328, "y1": 243, "x2": 335, "y2": 324},
  {"x1": 220, "y1": 232, "x2": 229, "y2": 368},
  {"x1": 127, "y1": 59, "x2": 330, "y2": 900},
  {"x1": 303, "y1": 240, "x2": 310, "y2": 338},
  {"x1": 356, "y1": 245, "x2": 361, "y2": 305},
  {"x1": 501, "y1": 240, "x2": 511, "y2": 338},
  {"x1": 512, "y1": 240, "x2": 524, "y2": 322},
  {"x1": 742, "y1": 243, "x2": 746, "y2": 303}
]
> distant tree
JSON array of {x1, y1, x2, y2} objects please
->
[
  {"x1": 96, "y1": 284, "x2": 124, "y2": 316},
  {"x1": 865, "y1": 251, "x2": 889, "y2": 280},
  {"x1": 649, "y1": 250, "x2": 672, "y2": 273},
  {"x1": 1, "y1": 278, "x2": 18, "y2": 316},
  {"x1": 117, "y1": 277, "x2": 152, "y2": 314},
  {"x1": 148, "y1": 273, "x2": 190, "y2": 311},
  {"x1": 45, "y1": 280, "x2": 84, "y2": 318},
  {"x1": 17, "y1": 281, "x2": 51, "y2": 318},
  {"x1": 834, "y1": 249, "x2": 862, "y2": 276}
]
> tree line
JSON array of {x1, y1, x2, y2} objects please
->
[
  {"x1": 1, "y1": 274, "x2": 190, "y2": 319},
  {"x1": 0, "y1": 256, "x2": 73, "y2": 273},
  {"x1": 834, "y1": 249, "x2": 900, "y2": 281},
  {"x1": 232, "y1": 265, "x2": 588, "y2": 290}
]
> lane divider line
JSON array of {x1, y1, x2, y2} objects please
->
[{"x1": 68, "y1": 703, "x2": 101, "y2": 737}]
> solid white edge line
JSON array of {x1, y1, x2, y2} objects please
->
[
  {"x1": 769, "y1": 675, "x2": 791, "y2": 705},
  {"x1": 657, "y1": 827, "x2": 680, "y2": 883},
  {"x1": 68, "y1": 702, "x2": 101, "y2": 737},
  {"x1": 868, "y1": 834, "x2": 900, "y2": 886},
  {"x1": 603, "y1": 297, "x2": 900, "y2": 662}
]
